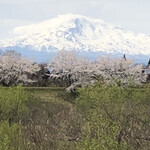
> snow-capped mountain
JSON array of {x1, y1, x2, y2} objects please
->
[{"x1": 0, "y1": 14, "x2": 150, "y2": 63}]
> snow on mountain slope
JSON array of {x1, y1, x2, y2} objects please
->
[{"x1": 0, "y1": 14, "x2": 150, "y2": 59}]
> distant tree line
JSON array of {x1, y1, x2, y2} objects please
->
[{"x1": 0, "y1": 50, "x2": 149, "y2": 90}]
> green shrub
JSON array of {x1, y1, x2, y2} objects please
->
[
  {"x1": 75, "y1": 83, "x2": 150, "y2": 149},
  {"x1": 0, "y1": 121, "x2": 23, "y2": 150},
  {"x1": 0, "y1": 85, "x2": 29, "y2": 123}
]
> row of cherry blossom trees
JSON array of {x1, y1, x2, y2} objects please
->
[
  {"x1": 48, "y1": 51, "x2": 147, "y2": 91},
  {"x1": 0, "y1": 50, "x2": 147, "y2": 89}
]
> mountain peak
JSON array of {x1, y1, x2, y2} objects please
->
[
  {"x1": 13, "y1": 14, "x2": 107, "y2": 36},
  {"x1": 56, "y1": 14, "x2": 106, "y2": 23}
]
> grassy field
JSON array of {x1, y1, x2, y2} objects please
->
[{"x1": 0, "y1": 85, "x2": 150, "y2": 149}]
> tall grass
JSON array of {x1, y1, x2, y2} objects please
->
[{"x1": 0, "y1": 85, "x2": 29, "y2": 123}]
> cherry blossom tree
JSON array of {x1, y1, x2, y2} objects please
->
[
  {"x1": 95, "y1": 55, "x2": 147, "y2": 85},
  {"x1": 0, "y1": 51, "x2": 40, "y2": 86},
  {"x1": 48, "y1": 50, "x2": 95, "y2": 91}
]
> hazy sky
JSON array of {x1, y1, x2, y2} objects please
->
[{"x1": 0, "y1": 0, "x2": 150, "y2": 40}]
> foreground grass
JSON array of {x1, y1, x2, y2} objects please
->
[{"x1": 0, "y1": 85, "x2": 150, "y2": 149}]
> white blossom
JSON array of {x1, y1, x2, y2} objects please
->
[{"x1": 0, "y1": 51, "x2": 40, "y2": 86}]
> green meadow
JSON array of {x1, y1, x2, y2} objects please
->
[{"x1": 0, "y1": 84, "x2": 150, "y2": 150}]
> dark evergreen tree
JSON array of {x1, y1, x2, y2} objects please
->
[
  {"x1": 123, "y1": 54, "x2": 127, "y2": 61},
  {"x1": 147, "y1": 58, "x2": 150, "y2": 67}
]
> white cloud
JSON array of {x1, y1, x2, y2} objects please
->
[
  {"x1": 0, "y1": 19, "x2": 38, "y2": 40},
  {"x1": 90, "y1": 1, "x2": 98, "y2": 7}
]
